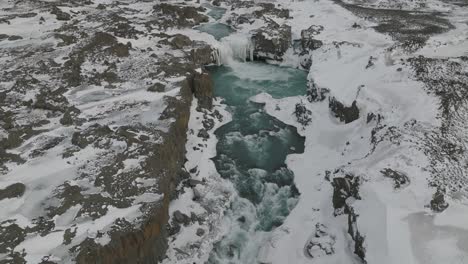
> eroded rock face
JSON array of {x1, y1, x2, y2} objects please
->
[
  {"x1": 332, "y1": 174, "x2": 361, "y2": 215},
  {"x1": 329, "y1": 97, "x2": 360, "y2": 124},
  {"x1": 347, "y1": 206, "x2": 366, "y2": 262},
  {"x1": 252, "y1": 22, "x2": 291, "y2": 61},
  {"x1": 331, "y1": 172, "x2": 366, "y2": 262},
  {"x1": 0, "y1": 1, "x2": 215, "y2": 262},
  {"x1": 191, "y1": 43, "x2": 215, "y2": 65},
  {"x1": 192, "y1": 70, "x2": 214, "y2": 109}
]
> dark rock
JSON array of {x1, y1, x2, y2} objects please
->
[
  {"x1": 347, "y1": 207, "x2": 366, "y2": 262},
  {"x1": 294, "y1": 102, "x2": 312, "y2": 127},
  {"x1": 236, "y1": 14, "x2": 254, "y2": 25},
  {"x1": 380, "y1": 168, "x2": 410, "y2": 189},
  {"x1": 202, "y1": 118, "x2": 215, "y2": 130},
  {"x1": 196, "y1": 228, "x2": 205, "y2": 236},
  {"x1": 253, "y1": 3, "x2": 289, "y2": 19},
  {"x1": 352, "y1": 22, "x2": 361, "y2": 29},
  {"x1": 197, "y1": 129, "x2": 209, "y2": 139},
  {"x1": 0, "y1": 183, "x2": 26, "y2": 201},
  {"x1": 153, "y1": 4, "x2": 208, "y2": 29},
  {"x1": 301, "y1": 27, "x2": 323, "y2": 51},
  {"x1": 7, "y1": 35, "x2": 23, "y2": 41},
  {"x1": 331, "y1": 174, "x2": 361, "y2": 214},
  {"x1": 366, "y1": 112, "x2": 382, "y2": 124},
  {"x1": 51, "y1": 6, "x2": 71, "y2": 21},
  {"x1": 430, "y1": 188, "x2": 449, "y2": 212},
  {"x1": 60, "y1": 107, "x2": 80, "y2": 126},
  {"x1": 212, "y1": 0, "x2": 221, "y2": 6},
  {"x1": 186, "y1": 179, "x2": 203, "y2": 188},
  {"x1": 173, "y1": 210, "x2": 190, "y2": 226},
  {"x1": 307, "y1": 80, "x2": 329, "y2": 102},
  {"x1": 365, "y1": 56, "x2": 376, "y2": 69},
  {"x1": 189, "y1": 166, "x2": 198, "y2": 174},
  {"x1": 252, "y1": 22, "x2": 291, "y2": 61},
  {"x1": 0, "y1": 223, "x2": 26, "y2": 254},
  {"x1": 301, "y1": 25, "x2": 324, "y2": 51},
  {"x1": 299, "y1": 50, "x2": 312, "y2": 70},
  {"x1": 170, "y1": 34, "x2": 192, "y2": 49},
  {"x1": 55, "y1": 34, "x2": 78, "y2": 46},
  {"x1": 190, "y1": 43, "x2": 214, "y2": 65},
  {"x1": 192, "y1": 71, "x2": 213, "y2": 109},
  {"x1": 147, "y1": 83, "x2": 166, "y2": 92},
  {"x1": 71, "y1": 124, "x2": 113, "y2": 148},
  {"x1": 329, "y1": 97, "x2": 360, "y2": 124}
]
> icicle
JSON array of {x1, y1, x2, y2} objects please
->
[{"x1": 215, "y1": 34, "x2": 254, "y2": 65}]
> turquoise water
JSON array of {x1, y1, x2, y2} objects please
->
[
  {"x1": 196, "y1": 3, "x2": 234, "y2": 40},
  {"x1": 208, "y1": 62, "x2": 307, "y2": 263},
  {"x1": 195, "y1": 23, "x2": 234, "y2": 40},
  {"x1": 204, "y1": 4, "x2": 227, "y2": 20}
]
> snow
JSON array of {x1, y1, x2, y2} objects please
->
[
  {"x1": 246, "y1": 0, "x2": 468, "y2": 263},
  {"x1": 163, "y1": 98, "x2": 234, "y2": 264}
]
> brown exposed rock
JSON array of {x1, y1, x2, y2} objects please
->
[
  {"x1": 191, "y1": 70, "x2": 213, "y2": 109},
  {"x1": 76, "y1": 79, "x2": 193, "y2": 264}
]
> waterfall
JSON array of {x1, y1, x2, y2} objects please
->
[{"x1": 213, "y1": 34, "x2": 254, "y2": 65}]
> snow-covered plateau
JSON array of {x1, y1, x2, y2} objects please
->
[{"x1": 1, "y1": 0, "x2": 467, "y2": 263}]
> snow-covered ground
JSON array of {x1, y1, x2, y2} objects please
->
[{"x1": 167, "y1": 0, "x2": 468, "y2": 263}]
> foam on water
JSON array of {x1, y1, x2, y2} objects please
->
[
  {"x1": 208, "y1": 62, "x2": 307, "y2": 263},
  {"x1": 213, "y1": 34, "x2": 255, "y2": 66}
]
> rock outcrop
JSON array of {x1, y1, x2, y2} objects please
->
[
  {"x1": 252, "y1": 21, "x2": 291, "y2": 61},
  {"x1": 192, "y1": 70, "x2": 214, "y2": 109},
  {"x1": 329, "y1": 97, "x2": 360, "y2": 124}
]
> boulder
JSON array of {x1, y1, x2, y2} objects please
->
[
  {"x1": 173, "y1": 210, "x2": 191, "y2": 226},
  {"x1": 196, "y1": 228, "x2": 205, "y2": 236},
  {"x1": 430, "y1": 188, "x2": 449, "y2": 212}
]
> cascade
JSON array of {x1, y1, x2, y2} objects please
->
[{"x1": 213, "y1": 34, "x2": 255, "y2": 65}]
